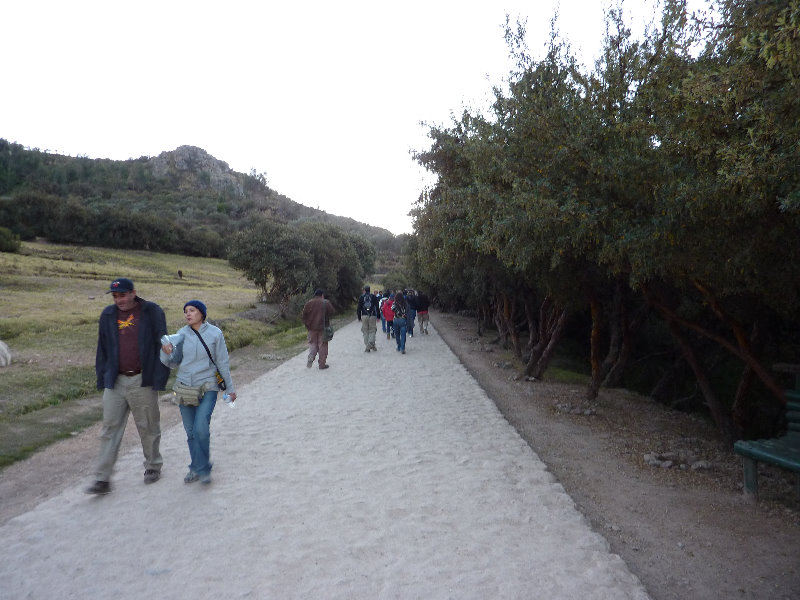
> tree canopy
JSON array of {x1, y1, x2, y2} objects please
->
[
  {"x1": 410, "y1": 0, "x2": 800, "y2": 441},
  {"x1": 227, "y1": 219, "x2": 374, "y2": 312}
]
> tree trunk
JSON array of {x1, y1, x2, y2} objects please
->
[
  {"x1": 525, "y1": 296, "x2": 552, "y2": 372},
  {"x1": 667, "y1": 319, "x2": 735, "y2": 442},
  {"x1": 522, "y1": 294, "x2": 539, "y2": 363},
  {"x1": 644, "y1": 282, "x2": 786, "y2": 408},
  {"x1": 530, "y1": 306, "x2": 568, "y2": 380},
  {"x1": 603, "y1": 299, "x2": 649, "y2": 388},
  {"x1": 587, "y1": 295, "x2": 603, "y2": 400},
  {"x1": 525, "y1": 296, "x2": 568, "y2": 378}
]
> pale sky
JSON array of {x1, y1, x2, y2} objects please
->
[{"x1": 1, "y1": 1, "x2": 686, "y2": 235}]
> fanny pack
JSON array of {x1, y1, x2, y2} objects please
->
[{"x1": 172, "y1": 381, "x2": 210, "y2": 407}]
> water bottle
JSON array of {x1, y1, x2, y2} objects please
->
[
  {"x1": 223, "y1": 392, "x2": 235, "y2": 408},
  {"x1": 160, "y1": 333, "x2": 183, "y2": 348}
]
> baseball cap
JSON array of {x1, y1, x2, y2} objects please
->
[{"x1": 106, "y1": 278, "x2": 135, "y2": 294}]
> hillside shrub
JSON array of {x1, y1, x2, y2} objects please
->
[{"x1": 0, "y1": 226, "x2": 20, "y2": 253}]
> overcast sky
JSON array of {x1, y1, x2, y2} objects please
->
[{"x1": 2, "y1": 1, "x2": 690, "y2": 235}]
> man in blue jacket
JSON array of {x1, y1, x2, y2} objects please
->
[{"x1": 87, "y1": 278, "x2": 170, "y2": 495}]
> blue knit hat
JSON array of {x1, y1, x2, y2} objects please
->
[{"x1": 183, "y1": 300, "x2": 207, "y2": 320}]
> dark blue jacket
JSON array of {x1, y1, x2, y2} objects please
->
[
  {"x1": 95, "y1": 297, "x2": 170, "y2": 391},
  {"x1": 357, "y1": 292, "x2": 380, "y2": 319}
]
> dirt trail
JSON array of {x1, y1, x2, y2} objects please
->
[{"x1": 1, "y1": 310, "x2": 798, "y2": 599}]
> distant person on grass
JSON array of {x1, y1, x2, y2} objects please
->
[
  {"x1": 302, "y1": 288, "x2": 335, "y2": 370},
  {"x1": 357, "y1": 285, "x2": 380, "y2": 353},
  {"x1": 160, "y1": 300, "x2": 236, "y2": 485},
  {"x1": 87, "y1": 278, "x2": 169, "y2": 495}
]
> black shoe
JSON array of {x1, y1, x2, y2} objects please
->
[
  {"x1": 86, "y1": 480, "x2": 111, "y2": 495},
  {"x1": 144, "y1": 469, "x2": 161, "y2": 484}
]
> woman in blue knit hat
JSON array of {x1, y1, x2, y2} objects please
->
[{"x1": 160, "y1": 300, "x2": 236, "y2": 485}]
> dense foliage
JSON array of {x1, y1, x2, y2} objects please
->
[
  {"x1": 410, "y1": 0, "x2": 800, "y2": 441},
  {"x1": 227, "y1": 219, "x2": 375, "y2": 312},
  {"x1": 0, "y1": 141, "x2": 402, "y2": 260},
  {"x1": 0, "y1": 226, "x2": 20, "y2": 253}
]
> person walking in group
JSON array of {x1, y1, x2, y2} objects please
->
[
  {"x1": 416, "y1": 290, "x2": 431, "y2": 334},
  {"x1": 87, "y1": 278, "x2": 170, "y2": 495},
  {"x1": 376, "y1": 291, "x2": 387, "y2": 334},
  {"x1": 160, "y1": 300, "x2": 236, "y2": 485},
  {"x1": 302, "y1": 288, "x2": 335, "y2": 369},
  {"x1": 381, "y1": 292, "x2": 395, "y2": 340},
  {"x1": 406, "y1": 289, "x2": 418, "y2": 337},
  {"x1": 392, "y1": 291, "x2": 409, "y2": 354},
  {"x1": 357, "y1": 285, "x2": 380, "y2": 352}
]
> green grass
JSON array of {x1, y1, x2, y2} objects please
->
[
  {"x1": 0, "y1": 365, "x2": 97, "y2": 419},
  {"x1": 0, "y1": 240, "x2": 305, "y2": 468}
]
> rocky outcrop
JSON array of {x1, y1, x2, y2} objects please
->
[{"x1": 149, "y1": 145, "x2": 244, "y2": 197}]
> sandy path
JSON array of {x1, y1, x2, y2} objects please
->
[{"x1": 0, "y1": 320, "x2": 649, "y2": 599}]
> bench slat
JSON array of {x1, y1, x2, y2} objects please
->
[
  {"x1": 734, "y1": 392, "x2": 800, "y2": 498},
  {"x1": 734, "y1": 435, "x2": 800, "y2": 472}
]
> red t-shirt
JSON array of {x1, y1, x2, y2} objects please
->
[{"x1": 117, "y1": 303, "x2": 141, "y2": 372}]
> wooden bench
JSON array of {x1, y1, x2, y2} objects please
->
[{"x1": 733, "y1": 363, "x2": 800, "y2": 499}]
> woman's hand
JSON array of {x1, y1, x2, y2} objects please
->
[
  {"x1": 161, "y1": 343, "x2": 173, "y2": 354},
  {"x1": 227, "y1": 392, "x2": 237, "y2": 402}
]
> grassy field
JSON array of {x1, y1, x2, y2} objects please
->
[{"x1": 0, "y1": 240, "x2": 310, "y2": 467}]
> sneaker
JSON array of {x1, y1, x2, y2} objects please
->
[
  {"x1": 306, "y1": 357, "x2": 314, "y2": 368},
  {"x1": 143, "y1": 469, "x2": 161, "y2": 484},
  {"x1": 319, "y1": 364, "x2": 330, "y2": 370},
  {"x1": 184, "y1": 470, "x2": 199, "y2": 484},
  {"x1": 365, "y1": 347, "x2": 370, "y2": 352},
  {"x1": 200, "y1": 472, "x2": 212, "y2": 485},
  {"x1": 401, "y1": 349, "x2": 406, "y2": 354},
  {"x1": 370, "y1": 344, "x2": 377, "y2": 351},
  {"x1": 86, "y1": 480, "x2": 111, "y2": 495}
]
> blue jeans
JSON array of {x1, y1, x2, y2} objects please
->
[
  {"x1": 407, "y1": 308, "x2": 417, "y2": 335},
  {"x1": 393, "y1": 317, "x2": 407, "y2": 352},
  {"x1": 380, "y1": 314, "x2": 387, "y2": 332},
  {"x1": 179, "y1": 390, "x2": 217, "y2": 476}
]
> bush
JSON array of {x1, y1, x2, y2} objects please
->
[{"x1": 0, "y1": 226, "x2": 20, "y2": 253}]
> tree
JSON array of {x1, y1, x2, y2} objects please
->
[
  {"x1": 0, "y1": 226, "x2": 20, "y2": 253},
  {"x1": 294, "y1": 221, "x2": 366, "y2": 308},
  {"x1": 227, "y1": 219, "x2": 314, "y2": 309}
]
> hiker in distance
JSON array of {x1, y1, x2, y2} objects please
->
[
  {"x1": 302, "y1": 288, "x2": 335, "y2": 370},
  {"x1": 381, "y1": 292, "x2": 395, "y2": 340},
  {"x1": 160, "y1": 300, "x2": 236, "y2": 485},
  {"x1": 391, "y1": 291, "x2": 409, "y2": 354},
  {"x1": 357, "y1": 285, "x2": 380, "y2": 352},
  {"x1": 416, "y1": 290, "x2": 431, "y2": 334},
  {"x1": 87, "y1": 278, "x2": 170, "y2": 495}
]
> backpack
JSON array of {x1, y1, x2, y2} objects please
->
[{"x1": 362, "y1": 294, "x2": 372, "y2": 313}]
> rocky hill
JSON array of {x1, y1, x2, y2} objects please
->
[{"x1": 0, "y1": 139, "x2": 405, "y2": 259}]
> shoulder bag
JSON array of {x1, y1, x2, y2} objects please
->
[
  {"x1": 323, "y1": 299, "x2": 334, "y2": 342},
  {"x1": 190, "y1": 327, "x2": 227, "y2": 390}
]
